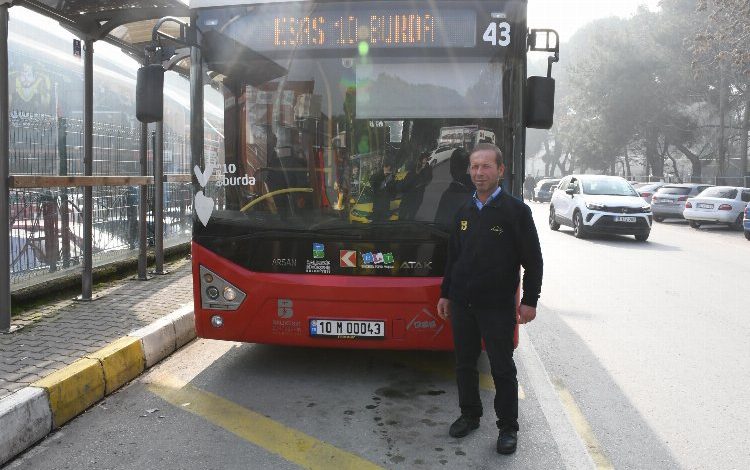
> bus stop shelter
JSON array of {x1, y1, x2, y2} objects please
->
[{"x1": 1, "y1": 0, "x2": 190, "y2": 332}]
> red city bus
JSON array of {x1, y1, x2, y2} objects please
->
[{"x1": 140, "y1": 0, "x2": 558, "y2": 349}]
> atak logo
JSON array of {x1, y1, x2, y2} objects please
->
[
  {"x1": 313, "y1": 243, "x2": 325, "y2": 259},
  {"x1": 460, "y1": 220, "x2": 468, "y2": 231},
  {"x1": 340, "y1": 250, "x2": 357, "y2": 268},
  {"x1": 399, "y1": 261, "x2": 433, "y2": 270},
  {"x1": 490, "y1": 225, "x2": 504, "y2": 235}
]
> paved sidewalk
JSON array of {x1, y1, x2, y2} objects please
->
[{"x1": 0, "y1": 258, "x2": 193, "y2": 400}]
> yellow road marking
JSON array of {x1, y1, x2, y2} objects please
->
[
  {"x1": 149, "y1": 375, "x2": 384, "y2": 470},
  {"x1": 553, "y1": 380, "x2": 613, "y2": 469}
]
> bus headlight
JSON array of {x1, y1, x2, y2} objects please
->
[
  {"x1": 199, "y1": 266, "x2": 246, "y2": 311},
  {"x1": 206, "y1": 286, "x2": 220, "y2": 300},
  {"x1": 223, "y1": 287, "x2": 237, "y2": 301}
]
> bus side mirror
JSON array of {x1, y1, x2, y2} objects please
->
[
  {"x1": 526, "y1": 76, "x2": 555, "y2": 130},
  {"x1": 136, "y1": 64, "x2": 165, "y2": 123}
]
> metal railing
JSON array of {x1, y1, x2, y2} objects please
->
[
  {"x1": 8, "y1": 183, "x2": 193, "y2": 286},
  {"x1": 5, "y1": 111, "x2": 222, "y2": 289},
  {"x1": 627, "y1": 175, "x2": 750, "y2": 187}
]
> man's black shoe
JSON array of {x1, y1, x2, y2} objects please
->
[
  {"x1": 497, "y1": 429, "x2": 518, "y2": 454},
  {"x1": 449, "y1": 415, "x2": 480, "y2": 438}
]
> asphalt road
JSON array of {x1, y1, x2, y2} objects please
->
[
  {"x1": 7, "y1": 199, "x2": 749, "y2": 470},
  {"x1": 526, "y1": 202, "x2": 750, "y2": 470}
]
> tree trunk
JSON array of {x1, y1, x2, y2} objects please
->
[
  {"x1": 666, "y1": 149, "x2": 682, "y2": 183},
  {"x1": 675, "y1": 143, "x2": 702, "y2": 181},
  {"x1": 543, "y1": 139, "x2": 552, "y2": 176},
  {"x1": 717, "y1": 67, "x2": 727, "y2": 178},
  {"x1": 645, "y1": 127, "x2": 663, "y2": 178},
  {"x1": 624, "y1": 146, "x2": 632, "y2": 178}
]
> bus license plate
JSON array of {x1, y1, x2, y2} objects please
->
[
  {"x1": 614, "y1": 216, "x2": 636, "y2": 223},
  {"x1": 310, "y1": 319, "x2": 385, "y2": 339}
]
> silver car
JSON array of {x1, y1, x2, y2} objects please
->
[
  {"x1": 650, "y1": 184, "x2": 714, "y2": 222},
  {"x1": 684, "y1": 186, "x2": 750, "y2": 230},
  {"x1": 636, "y1": 182, "x2": 666, "y2": 204}
]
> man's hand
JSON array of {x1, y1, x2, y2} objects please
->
[
  {"x1": 437, "y1": 298, "x2": 451, "y2": 321},
  {"x1": 517, "y1": 304, "x2": 537, "y2": 324}
]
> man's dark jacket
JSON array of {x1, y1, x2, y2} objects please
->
[{"x1": 441, "y1": 190, "x2": 543, "y2": 309}]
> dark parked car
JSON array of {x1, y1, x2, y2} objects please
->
[
  {"x1": 650, "y1": 184, "x2": 714, "y2": 222},
  {"x1": 744, "y1": 204, "x2": 750, "y2": 240},
  {"x1": 533, "y1": 178, "x2": 560, "y2": 203}
]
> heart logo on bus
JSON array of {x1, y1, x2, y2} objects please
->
[
  {"x1": 194, "y1": 190, "x2": 214, "y2": 226},
  {"x1": 194, "y1": 163, "x2": 215, "y2": 188}
]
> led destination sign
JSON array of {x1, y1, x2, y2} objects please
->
[
  {"x1": 271, "y1": 10, "x2": 474, "y2": 49},
  {"x1": 211, "y1": 4, "x2": 479, "y2": 51}
]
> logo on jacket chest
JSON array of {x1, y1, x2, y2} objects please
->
[
  {"x1": 460, "y1": 220, "x2": 468, "y2": 231},
  {"x1": 490, "y1": 225, "x2": 504, "y2": 235}
]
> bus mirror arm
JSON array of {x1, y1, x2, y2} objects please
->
[
  {"x1": 136, "y1": 17, "x2": 192, "y2": 123},
  {"x1": 528, "y1": 29, "x2": 560, "y2": 78},
  {"x1": 526, "y1": 29, "x2": 560, "y2": 130}
]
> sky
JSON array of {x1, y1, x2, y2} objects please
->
[{"x1": 528, "y1": 0, "x2": 661, "y2": 41}]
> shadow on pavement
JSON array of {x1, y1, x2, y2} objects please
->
[{"x1": 527, "y1": 304, "x2": 682, "y2": 469}]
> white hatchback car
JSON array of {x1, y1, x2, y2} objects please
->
[
  {"x1": 683, "y1": 186, "x2": 750, "y2": 230},
  {"x1": 549, "y1": 175, "x2": 653, "y2": 241}
]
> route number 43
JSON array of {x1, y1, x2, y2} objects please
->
[{"x1": 483, "y1": 22, "x2": 511, "y2": 47}]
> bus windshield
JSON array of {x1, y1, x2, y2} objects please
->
[{"x1": 194, "y1": 1, "x2": 519, "y2": 242}]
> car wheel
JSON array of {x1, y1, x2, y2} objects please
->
[
  {"x1": 635, "y1": 231, "x2": 650, "y2": 242},
  {"x1": 745, "y1": 231, "x2": 750, "y2": 241},
  {"x1": 731, "y1": 214, "x2": 743, "y2": 231},
  {"x1": 573, "y1": 211, "x2": 587, "y2": 238},
  {"x1": 653, "y1": 216, "x2": 664, "y2": 223},
  {"x1": 689, "y1": 220, "x2": 701, "y2": 229},
  {"x1": 549, "y1": 206, "x2": 560, "y2": 231}
]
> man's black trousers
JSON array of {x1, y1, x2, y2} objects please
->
[{"x1": 450, "y1": 301, "x2": 518, "y2": 431}]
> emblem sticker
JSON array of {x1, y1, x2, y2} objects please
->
[
  {"x1": 340, "y1": 250, "x2": 357, "y2": 268},
  {"x1": 313, "y1": 243, "x2": 325, "y2": 259},
  {"x1": 361, "y1": 251, "x2": 394, "y2": 269},
  {"x1": 278, "y1": 299, "x2": 294, "y2": 318}
]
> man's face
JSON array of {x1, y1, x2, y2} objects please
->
[
  {"x1": 469, "y1": 150, "x2": 504, "y2": 193},
  {"x1": 383, "y1": 165, "x2": 392, "y2": 175}
]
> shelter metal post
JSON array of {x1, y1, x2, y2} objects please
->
[
  {"x1": 58, "y1": 116, "x2": 70, "y2": 268},
  {"x1": 0, "y1": 3, "x2": 10, "y2": 331},
  {"x1": 136, "y1": 120, "x2": 151, "y2": 281},
  {"x1": 77, "y1": 38, "x2": 95, "y2": 301},
  {"x1": 190, "y1": 26, "x2": 204, "y2": 203},
  {"x1": 153, "y1": 120, "x2": 167, "y2": 274}
]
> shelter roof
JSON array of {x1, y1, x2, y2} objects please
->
[{"x1": 13, "y1": 0, "x2": 189, "y2": 58}]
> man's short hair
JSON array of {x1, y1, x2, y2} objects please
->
[{"x1": 470, "y1": 143, "x2": 504, "y2": 167}]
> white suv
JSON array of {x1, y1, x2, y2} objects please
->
[{"x1": 549, "y1": 175, "x2": 653, "y2": 241}]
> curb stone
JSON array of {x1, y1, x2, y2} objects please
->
[{"x1": 0, "y1": 304, "x2": 196, "y2": 466}]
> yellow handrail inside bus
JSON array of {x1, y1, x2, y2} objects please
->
[{"x1": 240, "y1": 187, "x2": 314, "y2": 212}]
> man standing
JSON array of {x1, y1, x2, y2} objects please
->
[{"x1": 437, "y1": 143, "x2": 543, "y2": 455}]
